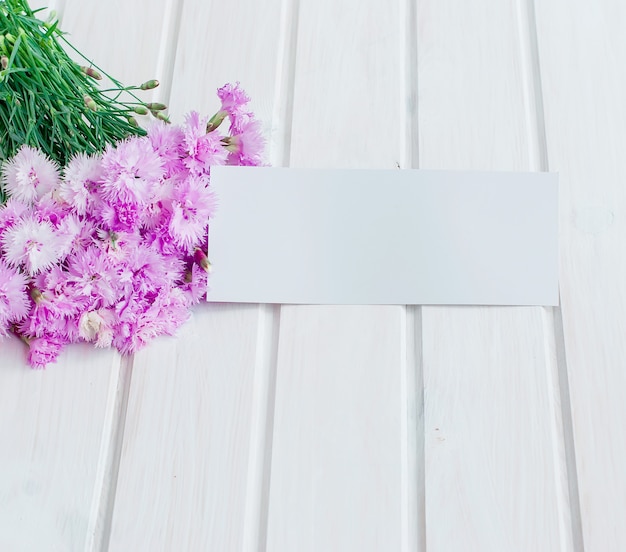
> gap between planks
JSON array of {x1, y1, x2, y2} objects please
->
[
  {"x1": 242, "y1": 305, "x2": 281, "y2": 552},
  {"x1": 400, "y1": 0, "x2": 425, "y2": 550},
  {"x1": 240, "y1": 0, "x2": 299, "y2": 546},
  {"x1": 85, "y1": 355, "x2": 134, "y2": 552},
  {"x1": 515, "y1": 0, "x2": 583, "y2": 549}
]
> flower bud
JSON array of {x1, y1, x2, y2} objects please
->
[
  {"x1": 1, "y1": 55, "x2": 7, "y2": 70},
  {"x1": 145, "y1": 102, "x2": 167, "y2": 111},
  {"x1": 83, "y1": 94, "x2": 97, "y2": 111},
  {"x1": 194, "y1": 248, "x2": 212, "y2": 273},
  {"x1": 133, "y1": 105, "x2": 149, "y2": 115},
  {"x1": 127, "y1": 116, "x2": 139, "y2": 127},
  {"x1": 140, "y1": 79, "x2": 159, "y2": 90},
  {"x1": 79, "y1": 65, "x2": 102, "y2": 80},
  {"x1": 30, "y1": 288, "x2": 44, "y2": 304},
  {"x1": 151, "y1": 110, "x2": 169, "y2": 123},
  {"x1": 221, "y1": 136, "x2": 240, "y2": 153},
  {"x1": 206, "y1": 110, "x2": 228, "y2": 133}
]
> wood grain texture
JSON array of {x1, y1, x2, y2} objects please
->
[
  {"x1": 535, "y1": 0, "x2": 626, "y2": 549},
  {"x1": 265, "y1": 0, "x2": 414, "y2": 550},
  {"x1": 61, "y1": 0, "x2": 168, "y2": 87},
  {"x1": 0, "y1": 338, "x2": 122, "y2": 551},
  {"x1": 107, "y1": 1, "x2": 284, "y2": 550},
  {"x1": 417, "y1": 1, "x2": 572, "y2": 549},
  {"x1": 167, "y1": 0, "x2": 283, "y2": 132},
  {"x1": 267, "y1": 306, "x2": 406, "y2": 551},
  {"x1": 108, "y1": 305, "x2": 268, "y2": 551}
]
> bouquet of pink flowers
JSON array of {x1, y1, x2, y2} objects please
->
[{"x1": 0, "y1": 1, "x2": 265, "y2": 368}]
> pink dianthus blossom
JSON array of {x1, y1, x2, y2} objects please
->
[
  {"x1": 27, "y1": 335, "x2": 66, "y2": 369},
  {"x1": 19, "y1": 267, "x2": 87, "y2": 338},
  {"x1": 226, "y1": 118, "x2": 266, "y2": 166},
  {"x1": 217, "y1": 82, "x2": 251, "y2": 122},
  {"x1": 100, "y1": 137, "x2": 165, "y2": 205},
  {"x1": 147, "y1": 121, "x2": 186, "y2": 177},
  {"x1": 66, "y1": 246, "x2": 120, "y2": 308},
  {"x1": 78, "y1": 308, "x2": 116, "y2": 348},
  {"x1": 181, "y1": 262, "x2": 208, "y2": 304},
  {"x1": 0, "y1": 259, "x2": 30, "y2": 335},
  {"x1": 183, "y1": 111, "x2": 228, "y2": 175},
  {"x1": 0, "y1": 198, "x2": 29, "y2": 236},
  {"x1": 169, "y1": 175, "x2": 217, "y2": 252},
  {"x1": 1, "y1": 146, "x2": 60, "y2": 204},
  {"x1": 1, "y1": 215, "x2": 65, "y2": 275},
  {"x1": 60, "y1": 153, "x2": 103, "y2": 215}
]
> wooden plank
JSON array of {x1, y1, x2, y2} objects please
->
[
  {"x1": 107, "y1": 1, "x2": 284, "y2": 549},
  {"x1": 61, "y1": 0, "x2": 167, "y2": 86},
  {"x1": 417, "y1": 1, "x2": 573, "y2": 550},
  {"x1": 0, "y1": 341, "x2": 122, "y2": 551},
  {"x1": 268, "y1": 306, "x2": 406, "y2": 551},
  {"x1": 265, "y1": 0, "x2": 415, "y2": 550},
  {"x1": 107, "y1": 305, "x2": 274, "y2": 550},
  {"x1": 535, "y1": 0, "x2": 626, "y2": 549},
  {"x1": 0, "y1": 1, "x2": 163, "y2": 549}
]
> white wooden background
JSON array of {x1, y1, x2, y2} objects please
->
[{"x1": 0, "y1": 0, "x2": 624, "y2": 550}]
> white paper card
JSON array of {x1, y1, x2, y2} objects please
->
[{"x1": 207, "y1": 167, "x2": 558, "y2": 305}]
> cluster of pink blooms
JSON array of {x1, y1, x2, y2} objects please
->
[{"x1": 0, "y1": 83, "x2": 264, "y2": 368}]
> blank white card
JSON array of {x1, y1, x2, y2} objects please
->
[{"x1": 207, "y1": 167, "x2": 558, "y2": 305}]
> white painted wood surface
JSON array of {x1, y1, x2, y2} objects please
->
[{"x1": 0, "y1": 0, "x2": 623, "y2": 550}]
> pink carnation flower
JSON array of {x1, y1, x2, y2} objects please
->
[
  {"x1": 226, "y1": 118, "x2": 266, "y2": 166},
  {"x1": 147, "y1": 121, "x2": 186, "y2": 178},
  {"x1": 0, "y1": 198, "x2": 29, "y2": 236},
  {"x1": 78, "y1": 308, "x2": 116, "y2": 348},
  {"x1": 66, "y1": 246, "x2": 120, "y2": 308},
  {"x1": 27, "y1": 335, "x2": 66, "y2": 369},
  {"x1": 217, "y1": 82, "x2": 251, "y2": 122},
  {"x1": 97, "y1": 199, "x2": 142, "y2": 232},
  {"x1": 100, "y1": 137, "x2": 165, "y2": 205},
  {"x1": 122, "y1": 244, "x2": 184, "y2": 297},
  {"x1": 181, "y1": 263, "x2": 208, "y2": 304},
  {"x1": 113, "y1": 287, "x2": 189, "y2": 355},
  {"x1": 141, "y1": 177, "x2": 176, "y2": 231},
  {"x1": 0, "y1": 260, "x2": 30, "y2": 335},
  {"x1": 168, "y1": 175, "x2": 216, "y2": 252},
  {"x1": 60, "y1": 153, "x2": 104, "y2": 216},
  {"x1": 1, "y1": 215, "x2": 65, "y2": 275},
  {"x1": 183, "y1": 111, "x2": 228, "y2": 175},
  {"x1": 1, "y1": 146, "x2": 60, "y2": 204},
  {"x1": 18, "y1": 267, "x2": 87, "y2": 339}
]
